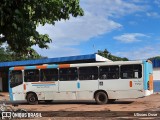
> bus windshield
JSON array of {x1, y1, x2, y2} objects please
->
[{"x1": 10, "y1": 70, "x2": 23, "y2": 88}]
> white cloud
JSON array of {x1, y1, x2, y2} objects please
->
[
  {"x1": 146, "y1": 12, "x2": 160, "y2": 18},
  {"x1": 154, "y1": 0, "x2": 160, "y2": 7},
  {"x1": 113, "y1": 33, "x2": 149, "y2": 43},
  {"x1": 114, "y1": 45, "x2": 160, "y2": 60},
  {"x1": 82, "y1": 0, "x2": 145, "y2": 18},
  {"x1": 36, "y1": 0, "x2": 147, "y2": 58},
  {"x1": 37, "y1": 14, "x2": 122, "y2": 47}
]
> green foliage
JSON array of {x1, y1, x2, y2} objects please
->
[
  {"x1": 148, "y1": 56, "x2": 160, "y2": 61},
  {"x1": 0, "y1": 46, "x2": 44, "y2": 62},
  {"x1": 0, "y1": 47, "x2": 12, "y2": 62},
  {"x1": 97, "y1": 49, "x2": 129, "y2": 61},
  {"x1": 0, "y1": 0, "x2": 83, "y2": 53}
]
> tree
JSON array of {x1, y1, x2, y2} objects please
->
[
  {"x1": 0, "y1": 46, "x2": 12, "y2": 61},
  {"x1": 148, "y1": 56, "x2": 160, "y2": 61},
  {"x1": 0, "y1": 45, "x2": 44, "y2": 62},
  {"x1": 97, "y1": 49, "x2": 129, "y2": 61},
  {"x1": 0, "y1": 0, "x2": 83, "y2": 54}
]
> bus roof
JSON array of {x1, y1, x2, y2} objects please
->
[{"x1": 9, "y1": 60, "x2": 148, "y2": 71}]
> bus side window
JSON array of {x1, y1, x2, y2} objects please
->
[
  {"x1": 120, "y1": 64, "x2": 142, "y2": 79},
  {"x1": 99, "y1": 66, "x2": 119, "y2": 80},
  {"x1": 59, "y1": 68, "x2": 78, "y2": 81},
  {"x1": 40, "y1": 69, "x2": 58, "y2": 81},
  {"x1": 24, "y1": 69, "x2": 39, "y2": 82},
  {"x1": 79, "y1": 67, "x2": 98, "y2": 80}
]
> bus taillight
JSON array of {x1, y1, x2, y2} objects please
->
[
  {"x1": 130, "y1": 81, "x2": 132, "y2": 87},
  {"x1": 23, "y1": 84, "x2": 26, "y2": 91},
  {"x1": 149, "y1": 74, "x2": 153, "y2": 90}
]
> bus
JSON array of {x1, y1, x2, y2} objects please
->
[{"x1": 8, "y1": 60, "x2": 153, "y2": 105}]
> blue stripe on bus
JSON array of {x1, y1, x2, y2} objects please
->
[
  {"x1": 32, "y1": 84, "x2": 56, "y2": 86},
  {"x1": 47, "y1": 64, "x2": 58, "y2": 69},
  {"x1": 9, "y1": 87, "x2": 13, "y2": 101},
  {"x1": 143, "y1": 61, "x2": 148, "y2": 90},
  {"x1": 77, "y1": 82, "x2": 80, "y2": 89},
  {"x1": 143, "y1": 61, "x2": 153, "y2": 90},
  {"x1": 8, "y1": 72, "x2": 13, "y2": 101},
  {"x1": 25, "y1": 66, "x2": 36, "y2": 69},
  {"x1": 9, "y1": 67, "x2": 14, "y2": 70}
]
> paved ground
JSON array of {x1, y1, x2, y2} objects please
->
[{"x1": 1, "y1": 92, "x2": 160, "y2": 120}]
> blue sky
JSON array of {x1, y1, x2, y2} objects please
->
[{"x1": 36, "y1": 0, "x2": 160, "y2": 60}]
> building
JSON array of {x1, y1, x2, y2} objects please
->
[
  {"x1": 0, "y1": 54, "x2": 159, "y2": 92},
  {"x1": 152, "y1": 59, "x2": 160, "y2": 81},
  {"x1": 0, "y1": 54, "x2": 110, "y2": 92},
  {"x1": 151, "y1": 59, "x2": 160, "y2": 92}
]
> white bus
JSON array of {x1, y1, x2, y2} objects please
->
[{"x1": 9, "y1": 60, "x2": 153, "y2": 105}]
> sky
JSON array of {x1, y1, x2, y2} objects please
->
[{"x1": 36, "y1": 0, "x2": 160, "y2": 60}]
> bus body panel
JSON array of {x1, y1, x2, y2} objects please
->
[
  {"x1": 59, "y1": 81, "x2": 77, "y2": 92},
  {"x1": 10, "y1": 84, "x2": 25, "y2": 101},
  {"x1": 77, "y1": 80, "x2": 98, "y2": 100},
  {"x1": 25, "y1": 81, "x2": 59, "y2": 100},
  {"x1": 8, "y1": 60, "x2": 153, "y2": 102},
  {"x1": 58, "y1": 81, "x2": 77, "y2": 100},
  {"x1": 143, "y1": 61, "x2": 153, "y2": 96},
  {"x1": 106, "y1": 90, "x2": 144, "y2": 99}
]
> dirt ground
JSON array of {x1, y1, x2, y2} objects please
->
[{"x1": 1, "y1": 92, "x2": 160, "y2": 120}]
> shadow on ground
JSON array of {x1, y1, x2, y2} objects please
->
[{"x1": 5, "y1": 100, "x2": 134, "y2": 106}]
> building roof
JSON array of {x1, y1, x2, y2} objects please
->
[
  {"x1": 151, "y1": 59, "x2": 160, "y2": 68},
  {"x1": 0, "y1": 54, "x2": 111, "y2": 68}
]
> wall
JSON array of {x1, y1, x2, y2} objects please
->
[
  {"x1": 153, "y1": 68, "x2": 160, "y2": 80},
  {"x1": 0, "y1": 77, "x2": 2, "y2": 91}
]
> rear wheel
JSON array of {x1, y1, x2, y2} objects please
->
[
  {"x1": 27, "y1": 93, "x2": 38, "y2": 105},
  {"x1": 95, "y1": 91, "x2": 108, "y2": 105}
]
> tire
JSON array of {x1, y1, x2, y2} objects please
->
[
  {"x1": 95, "y1": 91, "x2": 108, "y2": 105},
  {"x1": 27, "y1": 93, "x2": 38, "y2": 105}
]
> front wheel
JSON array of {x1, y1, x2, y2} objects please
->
[
  {"x1": 27, "y1": 93, "x2": 38, "y2": 105},
  {"x1": 95, "y1": 91, "x2": 108, "y2": 105}
]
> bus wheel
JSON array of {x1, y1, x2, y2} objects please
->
[
  {"x1": 27, "y1": 93, "x2": 38, "y2": 105},
  {"x1": 95, "y1": 91, "x2": 108, "y2": 105}
]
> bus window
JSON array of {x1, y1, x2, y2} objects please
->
[
  {"x1": 40, "y1": 69, "x2": 58, "y2": 81},
  {"x1": 10, "y1": 70, "x2": 23, "y2": 88},
  {"x1": 24, "y1": 69, "x2": 39, "y2": 82},
  {"x1": 79, "y1": 67, "x2": 98, "y2": 80},
  {"x1": 99, "y1": 66, "x2": 119, "y2": 79},
  {"x1": 59, "y1": 68, "x2": 78, "y2": 81},
  {"x1": 120, "y1": 64, "x2": 142, "y2": 79}
]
